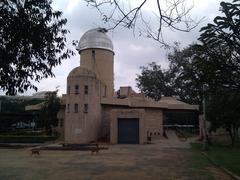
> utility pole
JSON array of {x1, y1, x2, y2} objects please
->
[{"x1": 202, "y1": 84, "x2": 208, "y2": 150}]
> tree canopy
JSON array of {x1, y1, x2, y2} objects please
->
[
  {"x1": 136, "y1": 0, "x2": 240, "y2": 145},
  {"x1": 198, "y1": 0, "x2": 240, "y2": 145},
  {"x1": 0, "y1": 0, "x2": 74, "y2": 95},
  {"x1": 137, "y1": 0, "x2": 240, "y2": 103},
  {"x1": 136, "y1": 62, "x2": 175, "y2": 101},
  {"x1": 198, "y1": 0, "x2": 240, "y2": 90},
  {"x1": 136, "y1": 43, "x2": 205, "y2": 105}
]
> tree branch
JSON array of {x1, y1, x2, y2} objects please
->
[{"x1": 84, "y1": 0, "x2": 201, "y2": 47}]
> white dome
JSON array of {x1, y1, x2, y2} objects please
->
[{"x1": 77, "y1": 28, "x2": 114, "y2": 53}]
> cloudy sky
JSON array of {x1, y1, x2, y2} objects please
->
[{"x1": 2, "y1": 0, "x2": 228, "y2": 96}]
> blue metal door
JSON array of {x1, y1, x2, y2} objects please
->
[{"x1": 118, "y1": 118, "x2": 139, "y2": 144}]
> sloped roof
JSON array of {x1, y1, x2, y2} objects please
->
[
  {"x1": 101, "y1": 96, "x2": 198, "y2": 110},
  {"x1": 160, "y1": 97, "x2": 199, "y2": 110}
]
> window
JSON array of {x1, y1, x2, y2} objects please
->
[
  {"x1": 67, "y1": 86, "x2": 70, "y2": 94},
  {"x1": 75, "y1": 85, "x2": 79, "y2": 94},
  {"x1": 74, "y1": 103, "x2": 78, "y2": 113},
  {"x1": 84, "y1": 104, "x2": 88, "y2": 113},
  {"x1": 92, "y1": 50, "x2": 95, "y2": 59},
  {"x1": 84, "y1": 85, "x2": 88, "y2": 95},
  {"x1": 67, "y1": 104, "x2": 70, "y2": 113}
]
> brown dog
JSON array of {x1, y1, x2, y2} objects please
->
[
  {"x1": 31, "y1": 149, "x2": 40, "y2": 156},
  {"x1": 91, "y1": 147, "x2": 99, "y2": 155}
]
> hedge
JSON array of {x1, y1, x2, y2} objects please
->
[{"x1": 0, "y1": 136, "x2": 58, "y2": 143}]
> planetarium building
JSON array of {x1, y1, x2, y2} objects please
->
[{"x1": 62, "y1": 28, "x2": 199, "y2": 144}]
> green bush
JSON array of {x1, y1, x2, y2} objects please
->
[
  {"x1": 0, "y1": 130, "x2": 44, "y2": 136},
  {"x1": 0, "y1": 135, "x2": 58, "y2": 143}
]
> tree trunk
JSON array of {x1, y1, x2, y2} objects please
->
[
  {"x1": 227, "y1": 127, "x2": 235, "y2": 147},
  {"x1": 234, "y1": 127, "x2": 238, "y2": 141},
  {"x1": 237, "y1": 127, "x2": 239, "y2": 140}
]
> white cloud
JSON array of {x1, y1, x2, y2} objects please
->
[{"x1": 66, "y1": 0, "x2": 80, "y2": 14}]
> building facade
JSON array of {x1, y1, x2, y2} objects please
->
[{"x1": 63, "y1": 28, "x2": 199, "y2": 144}]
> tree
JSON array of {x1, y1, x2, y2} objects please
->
[
  {"x1": 39, "y1": 90, "x2": 61, "y2": 135},
  {"x1": 206, "y1": 90, "x2": 240, "y2": 146},
  {"x1": 137, "y1": 0, "x2": 240, "y2": 97},
  {"x1": 0, "y1": 0, "x2": 74, "y2": 95},
  {"x1": 167, "y1": 43, "x2": 206, "y2": 105},
  {"x1": 197, "y1": 0, "x2": 240, "y2": 146},
  {"x1": 136, "y1": 44, "x2": 206, "y2": 104},
  {"x1": 198, "y1": 0, "x2": 240, "y2": 90},
  {"x1": 136, "y1": 62, "x2": 175, "y2": 101},
  {"x1": 85, "y1": 0, "x2": 201, "y2": 47},
  {"x1": 136, "y1": 0, "x2": 240, "y2": 145},
  {"x1": 137, "y1": 0, "x2": 240, "y2": 103}
]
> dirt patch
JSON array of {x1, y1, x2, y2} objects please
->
[{"x1": 0, "y1": 142, "x2": 217, "y2": 180}]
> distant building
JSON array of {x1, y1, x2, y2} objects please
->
[
  {"x1": 60, "y1": 28, "x2": 199, "y2": 144},
  {"x1": 0, "y1": 95, "x2": 44, "y2": 131}
]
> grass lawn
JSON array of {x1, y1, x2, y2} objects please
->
[
  {"x1": 188, "y1": 144, "x2": 215, "y2": 180},
  {"x1": 191, "y1": 141, "x2": 240, "y2": 177}
]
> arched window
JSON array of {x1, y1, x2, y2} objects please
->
[
  {"x1": 75, "y1": 85, "x2": 79, "y2": 94},
  {"x1": 74, "y1": 103, "x2": 78, "y2": 113}
]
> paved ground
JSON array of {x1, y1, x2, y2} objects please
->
[{"x1": 0, "y1": 138, "x2": 235, "y2": 180}]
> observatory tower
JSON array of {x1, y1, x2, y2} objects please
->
[{"x1": 64, "y1": 28, "x2": 114, "y2": 143}]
